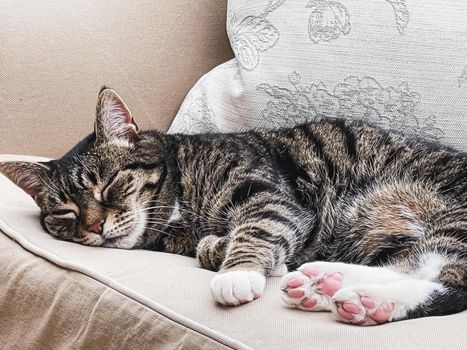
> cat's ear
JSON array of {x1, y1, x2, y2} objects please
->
[
  {"x1": 0, "y1": 161, "x2": 50, "y2": 198},
  {"x1": 95, "y1": 87, "x2": 140, "y2": 145}
]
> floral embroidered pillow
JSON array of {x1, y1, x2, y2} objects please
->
[{"x1": 169, "y1": 0, "x2": 467, "y2": 150}]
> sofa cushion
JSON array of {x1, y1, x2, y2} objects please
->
[{"x1": 169, "y1": 0, "x2": 467, "y2": 151}]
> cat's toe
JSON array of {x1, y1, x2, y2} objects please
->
[
  {"x1": 298, "y1": 262, "x2": 343, "y2": 296},
  {"x1": 280, "y1": 271, "x2": 309, "y2": 308},
  {"x1": 280, "y1": 265, "x2": 342, "y2": 311},
  {"x1": 332, "y1": 287, "x2": 395, "y2": 326},
  {"x1": 210, "y1": 270, "x2": 265, "y2": 306}
]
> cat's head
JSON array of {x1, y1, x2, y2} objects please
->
[{"x1": 0, "y1": 87, "x2": 178, "y2": 248}]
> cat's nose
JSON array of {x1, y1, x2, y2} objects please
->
[{"x1": 87, "y1": 219, "x2": 105, "y2": 235}]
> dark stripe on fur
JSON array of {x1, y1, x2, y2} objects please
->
[
  {"x1": 230, "y1": 180, "x2": 273, "y2": 207},
  {"x1": 332, "y1": 119, "x2": 357, "y2": 160},
  {"x1": 124, "y1": 161, "x2": 162, "y2": 171}
]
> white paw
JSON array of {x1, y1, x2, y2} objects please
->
[
  {"x1": 280, "y1": 264, "x2": 343, "y2": 312},
  {"x1": 331, "y1": 280, "x2": 443, "y2": 325},
  {"x1": 210, "y1": 270, "x2": 266, "y2": 306},
  {"x1": 332, "y1": 286, "x2": 395, "y2": 326}
]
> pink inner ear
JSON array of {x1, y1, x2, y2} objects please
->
[
  {"x1": 9, "y1": 170, "x2": 42, "y2": 197},
  {"x1": 17, "y1": 178, "x2": 42, "y2": 197},
  {"x1": 0, "y1": 163, "x2": 44, "y2": 197},
  {"x1": 97, "y1": 89, "x2": 141, "y2": 142},
  {"x1": 113, "y1": 98, "x2": 132, "y2": 123}
]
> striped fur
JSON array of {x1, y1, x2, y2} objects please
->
[{"x1": 1, "y1": 88, "x2": 466, "y2": 323}]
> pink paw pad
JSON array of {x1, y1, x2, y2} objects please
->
[
  {"x1": 336, "y1": 301, "x2": 362, "y2": 320},
  {"x1": 342, "y1": 302, "x2": 361, "y2": 314},
  {"x1": 287, "y1": 288, "x2": 305, "y2": 298},
  {"x1": 287, "y1": 278, "x2": 304, "y2": 288},
  {"x1": 318, "y1": 273, "x2": 343, "y2": 297},
  {"x1": 302, "y1": 266, "x2": 321, "y2": 277},
  {"x1": 369, "y1": 304, "x2": 394, "y2": 322},
  {"x1": 301, "y1": 298, "x2": 318, "y2": 308},
  {"x1": 360, "y1": 296, "x2": 375, "y2": 308},
  {"x1": 337, "y1": 306, "x2": 355, "y2": 320}
]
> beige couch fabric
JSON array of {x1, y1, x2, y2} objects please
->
[
  {"x1": 1, "y1": 154, "x2": 467, "y2": 350},
  {"x1": 0, "y1": 233, "x2": 233, "y2": 350},
  {"x1": 0, "y1": 0, "x2": 233, "y2": 158}
]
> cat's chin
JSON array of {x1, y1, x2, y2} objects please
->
[
  {"x1": 102, "y1": 230, "x2": 128, "y2": 240},
  {"x1": 103, "y1": 236, "x2": 127, "y2": 248},
  {"x1": 102, "y1": 234, "x2": 140, "y2": 249},
  {"x1": 101, "y1": 226, "x2": 144, "y2": 249},
  {"x1": 77, "y1": 233, "x2": 105, "y2": 247}
]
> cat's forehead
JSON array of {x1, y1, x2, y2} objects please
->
[{"x1": 56, "y1": 143, "x2": 125, "y2": 175}]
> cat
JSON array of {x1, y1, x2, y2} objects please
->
[{"x1": 1, "y1": 87, "x2": 466, "y2": 326}]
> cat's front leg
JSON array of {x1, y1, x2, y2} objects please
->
[
  {"x1": 209, "y1": 219, "x2": 298, "y2": 306},
  {"x1": 196, "y1": 235, "x2": 230, "y2": 271},
  {"x1": 198, "y1": 234, "x2": 287, "y2": 275},
  {"x1": 208, "y1": 230, "x2": 270, "y2": 306}
]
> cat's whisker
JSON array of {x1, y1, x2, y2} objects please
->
[
  {"x1": 145, "y1": 219, "x2": 184, "y2": 227},
  {"x1": 144, "y1": 219, "x2": 176, "y2": 225},
  {"x1": 144, "y1": 226, "x2": 175, "y2": 237},
  {"x1": 139, "y1": 200, "x2": 226, "y2": 224},
  {"x1": 137, "y1": 205, "x2": 206, "y2": 220},
  {"x1": 137, "y1": 206, "x2": 176, "y2": 211}
]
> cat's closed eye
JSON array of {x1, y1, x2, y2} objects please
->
[
  {"x1": 102, "y1": 173, "x2": 137, "y2": 207},
  {"x1": 50, "y1": 209, "x2": 78, "y2": 219},
  {"x1": 101, "y1": 171, "x2": 120, "y2": 202},
  {"x1": 42, "y1": 207, "x2": 79, "y2": 240}
]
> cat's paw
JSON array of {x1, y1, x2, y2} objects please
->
[
  {"x1": 332, "y1": 286, "x2": 395, "y2": 326},
  {"x1": 210, "y1": 270, "x2": 266, "y2": 306},
  {"x1": 280, "y1": 263, "x2": 343, "y2": 311}
]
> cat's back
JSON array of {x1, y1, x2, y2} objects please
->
[
  {"x1": 258, "y1": 118, "x2": 467, "y2": 188},
  {"x1": 174, "y1": 117, "x2": 466, "y2": 187}
]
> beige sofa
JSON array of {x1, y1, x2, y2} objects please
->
[
  {"x1": 0, "y1": 0, "x2": 233, "y2": 157},
  {"x1": 1, "y1": 1, "x2": 467, "y2": 350}
]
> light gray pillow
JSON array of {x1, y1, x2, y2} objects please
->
[{"x1": 169, "y1": 0, "x2": 467, "y2": 150}]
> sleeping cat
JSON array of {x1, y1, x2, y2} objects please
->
[{"x1": 1, "y1": 87, "x2": 466, "y2": 326}]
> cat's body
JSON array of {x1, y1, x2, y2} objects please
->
[{"x1": 1, "y1": 88, "x2": 466, "y2": 326}]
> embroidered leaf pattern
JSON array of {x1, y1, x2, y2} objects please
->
[
  {"x1": 459, "y1": 66, "x2": 467, "y2": 87},
  {"x1": 231, "y1": 35, "x2": 261, "y2": 71},
  {"x1": 175, "y1": 96, "x2": 218, "y2": 134},
  {"x1": 288, "y1": 71, "x2": 301, "y2": 85},
  {"x1": 257, "y1": 73, "x2": 443, "y2": 141},
  {"x1": 386, "y1": 0, "x2": 410, "y2": 34},
  {"x1": 263, "y1": 0, "x2": 287, "y2": 16},
  {"x1": 235, "y1": 16, "x2": 280, "y2": 51},
  {"x1": 228, "y1": 1, "x2": 284, "y2": 71},
  {"x1": 306, "y1": 0, "x2": 351, "y2": 43}
]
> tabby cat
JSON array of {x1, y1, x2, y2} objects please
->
[{"x1": 1, "y1": 87, "x2": 466, "y2": 326}]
